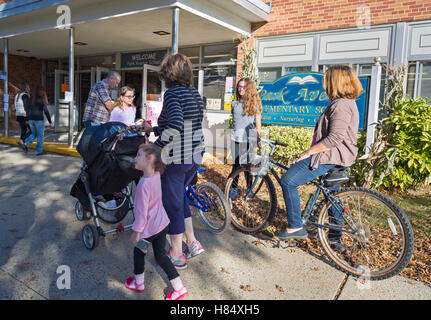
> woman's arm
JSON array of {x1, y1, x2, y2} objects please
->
[
  {"x1": 296, "y1": 142, "x2": 331, "y2": 162},
  {"x1": 296, "y1": 101, "x2": 352, "y2": 163},
  {"x1": 255, "y1": 112, "x2": 262, "y2": 137},
  {"x1": 154, "y1": 91, "x2": 183, "y2": 149}
]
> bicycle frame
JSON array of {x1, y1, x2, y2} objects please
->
[
  {"x1": 185, "y1": 185, "x2": 212, "y2": 212},
  {"x1": 243, "y1": 139, "x2": 360, "y2": 237}
]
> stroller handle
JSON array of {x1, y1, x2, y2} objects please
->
[{"x1": 101, "y1": 121, "x2": 151, "y2": 145}]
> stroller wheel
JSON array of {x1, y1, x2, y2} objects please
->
[
  {"x1": 82, "y1": 224, "x2": 99, "y2": 250},
  {"x1": 75, "y1": 201, "x2": 89, "y2": 221}
]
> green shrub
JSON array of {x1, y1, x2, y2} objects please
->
[
  {"x1": 350, "y1": 97, "x2": 431, "y2": 191},
  {"x1": 262, "y1": 125, "x2": 314, "y2": 166},
  {"x1": 382, "y1": 97, "x2": 431, "y2": 190}
]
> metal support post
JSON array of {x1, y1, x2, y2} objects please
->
[
  {"x1": 365, "y1": 57, "x2": 382, "y2": 154},
  {"x1": 171, "y1": 7, "x2": 179, "y2": 54},
  {"x1": 3, "y1": 38, "x2": 8, "y2": 136},
  {"x1": 68, "y1": 27, "x2": 74, "y2": 147}
]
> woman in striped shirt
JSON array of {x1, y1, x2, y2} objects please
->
[{"x1": 143, "y1": 53, "x2": 205, "y2": 270}]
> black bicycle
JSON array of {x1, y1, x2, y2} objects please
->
[{"x1": 224, "y1": 138, "x2": 415, "y2": 280}]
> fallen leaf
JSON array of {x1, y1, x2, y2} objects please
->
[
  {"x1": 221, "y1": 267, "x2": 230, "y2": 274},
  {"x1": 18, "y1": 263, "x2": 34, "y2": 271},
  {"x1": 240, "y1": 285, "x2": 253, "y2": 292},
  {"x1": 275, "y1": 285, "x2": 284, "y2": 292},
  {"x1": 310, "y1": 267, "x2": 320, "y2": 272},
  {"x1": 22, "y1": 274, "x2": 37, "y2": 285}
]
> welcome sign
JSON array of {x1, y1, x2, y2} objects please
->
[{"x1": 259, "y1": 72, "x2": 370, "y2": 131}]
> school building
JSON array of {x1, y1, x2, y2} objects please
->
[{"x1": 1, "y1": 0, "x2": 431, "y2": 149}]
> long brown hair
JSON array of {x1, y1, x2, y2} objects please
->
[
  {"x1": 113, "y1": 86, "x2": 135, "y2": 110},
  {"x1": 323, "y1": 65, "x2": 364, "y2": 100},
  {"x1": 235, "y1": 77, "x2": 262, "y2": 116},
  {"x1": 159, "y1": 53, "x2": 194, "y2": 88},
  {"x1": 32, "y1": 85, "x2": 47, "y2": 105}
]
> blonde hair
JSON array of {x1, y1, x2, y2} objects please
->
[
  {"x1": 113, "y1": 86, "x2": 135, "y2": 110},
  {"x1": 323, "y1": 65, "x2": 364, "y2": 100},
  {"x1": 138, "y1": 143, "x2": 165, "y2": 174},
  {"x1": 235, "y1": 77, "x2": 262, "y2": 116}
]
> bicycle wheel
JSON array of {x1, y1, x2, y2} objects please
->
[
  {"x1": 194, "y1": 182, "x2": 231, "y2": 234},
  {"x1": 316, "y1": 187, "x2": 414, "y2": 280},
  {"x1": 224, "y1": 167, "x2": 277, "y2": 234}
]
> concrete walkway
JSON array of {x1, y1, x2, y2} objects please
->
[{"x1": 0, "y1": 142, "x2": 430, "y2": 300}]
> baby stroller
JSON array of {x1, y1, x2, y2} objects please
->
[{"x1": 70, "y1": 121, "x2": 148, "y2": 250}]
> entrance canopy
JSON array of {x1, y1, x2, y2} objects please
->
[{"x1": 0, "y1": 0, "x2": 270, "y2": 58}]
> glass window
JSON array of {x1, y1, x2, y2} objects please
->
[
  {"x1": 419, "y1": 61, "x2": 431, "y2": 100},
  {"x1": 203, "y1": 65, "x2": 236, "y2": 110},
  {"x1": 203, "y1": 43, "x2": 237, "y2": 64},
  {"x1": 406, "y1": 62, "x2": 416, "y2": 98},
  {"x1": 79, "y1": 55, "x2": 116, "y2": 70},
  {"x1": 179, "y1": 46, "x2": 200, "y2": 65},
  {"x1": 258, "y1": 67, "x2": 281, "y2": 82},
  {"x1": 284, "y1": 66, "x2": 312, "y2": 74}
]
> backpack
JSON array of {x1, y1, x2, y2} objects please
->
[{"x1": 14, "y1": 92, "x2": 28, "y2": 117}]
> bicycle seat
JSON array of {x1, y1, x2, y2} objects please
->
[{"x1": 320, "y1": 166, "x2": 350, "y2": 187}]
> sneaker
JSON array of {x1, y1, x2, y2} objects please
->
[
  {"x1": 329, "y1": 240, "x2": 346, "y2": 253},
  {"x1": 185, "y1": 240, "x2": 205, "y2": 259},
  {"x1": 275, "y1": 227, "x2": 308, "y2": 240},
  {"x1": 230, "y1": 187, "x2": 238, "y2": 199},
  {"x1": 166, "y1": 286, "x2": 188, "y2": 300},
  {"x1": 125, "y1": 276, "x2": 145, "y2": 293},
  {"x1": 167, "y1": 249, "x2": 187, "y2": 270}
]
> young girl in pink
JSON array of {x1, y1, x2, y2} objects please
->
[{"x1": 125, "y1": 143, "x2": 188, "y2": 300}]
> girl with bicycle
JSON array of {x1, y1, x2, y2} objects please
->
[
  {"x1": 229, "y1": 77, "x2": 262, "y2": 199},
  {"x1": 275, "y1": 65, "x2": 363, "y2": 245}
]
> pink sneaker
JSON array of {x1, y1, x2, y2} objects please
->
[
  {"x1": 166, "y1": 286, "x2": 188, "y2": 300},
  {"x1": 185, "y1": 240, "x2": 205, "y2": 259},
  {"x1": 125, "y1": 276, "x2": 145, "y2": 293}
]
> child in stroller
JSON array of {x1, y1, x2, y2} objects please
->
[{"x1": 70, "y1": 121, "x2": 149, "y2": 250}]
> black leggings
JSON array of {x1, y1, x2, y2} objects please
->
[
  {"x1": 17, "y1": 118, "x2": 31, "y2": 141},
  {"x1": 133, "y1": 226, "x2": 179, "y2": 281},
  {"x1": 230, "y1": 140, "x2": 252, "y2": 189}
]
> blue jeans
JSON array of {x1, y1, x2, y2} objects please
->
[
  {"x1": 161, "y1": 161, "x2": 200, "y2": 235},
  {"x1": 24, "y1": 120, "x2": 45, "y2": 154},
  {"x1": 83, "y1": 120, "x2": 100, "y2": 128},
  {"x1": 280, "y1": 157, "x2": 339, "y2": 229}
]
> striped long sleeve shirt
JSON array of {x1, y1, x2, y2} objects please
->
[{"x1": 153, "y1": 85, "x2": 205, "y2": 164}]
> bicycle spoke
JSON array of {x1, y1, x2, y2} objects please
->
[
  {"x1": 227, "y1": 168, "x2": 275, "y2": 233},
  {"x1": 318, "y1": 188, "x2": 414, "y2": 280}
]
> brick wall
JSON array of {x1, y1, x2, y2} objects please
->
[
  {"x1": 252, "y1": 0, "x2": 431, "y2": 37},
  {"x1": 0, "y1": 54, "x2": 42, "y2": 127},
  {"x1": 235, "y1": 0, "x2": 431, "y2": 79}
]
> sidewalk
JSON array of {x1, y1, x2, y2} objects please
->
[{"x1": 0, "y1": 136, "x2": 430, "y2": 300}]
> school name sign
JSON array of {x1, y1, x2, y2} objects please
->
[{"x1": 259, "y1": 72, "x2": 370, "y2": 131}]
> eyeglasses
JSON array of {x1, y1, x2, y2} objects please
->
[
  {"x1": 124, "y1": 95, "x2": 135, "y2": 99},
  {"x1": 237, "y1": 85, "x2": 247, "y2": 89}
]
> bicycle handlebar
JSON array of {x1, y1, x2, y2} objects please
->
[{"x1": 257, "y1": 137, "x2": 288, "y2": 148}]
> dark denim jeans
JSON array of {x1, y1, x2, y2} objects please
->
[{"x1": 280, "y1": 156, "x2": 340, "y2": 230}]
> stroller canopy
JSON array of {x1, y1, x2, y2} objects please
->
[
  {"x1": 77, "y1": 122, "x2": 128, "y2": 167},
  {"x1": 73, "y1": 122, "x2": 147, "y2": 196}
]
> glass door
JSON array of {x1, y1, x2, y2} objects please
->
[
  {"x1": 143, "y1": 64, "x2": 164, "y2": 125},
  {"x1": 143, "y1": 64, "x2": 164, "y2": 142}
]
